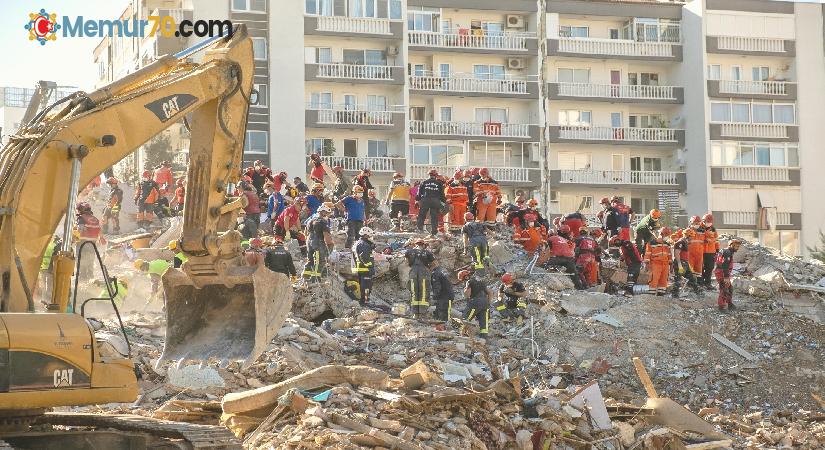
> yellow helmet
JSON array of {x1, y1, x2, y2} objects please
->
[
  {"x1": 119, "y1": 278, "x2": 129, "y2": 288},
  {"x1": 133, "y1": 259, "x2": 145, "y2": 270},
  {"x1": 168, "y1": 240, "x2": 178, "y2": 251}
]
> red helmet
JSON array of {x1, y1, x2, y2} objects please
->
[
  {"x1": 458, "y1": 270, "x2": 472, "y2": 281},
  {"x1": 515, "y1": 195, "x2": 525, "y2": 204},
  {"x1": 690, "y1": 215, "x2": 701, "y2": 224},
  {"x1": 106, "y1": 177, "x2": 119, "y2": 184},
  {"x1": 76, "y1": 202, "x2": 91, "y2": 213},
  {"x1": 660, "y1": 226, "x2": 672, "y2": 237},
  {"x1": 471, "y1": 168, "x2": 481, "y2": 176},
  {"x1": 462, "y1": 170, "x2": 472, "y2": 178},
  {"x1": 672, "y1": 228, "x2": 683, "y2": 239},
  {"x1": 501, "y1": 273, "x2": 514, "y2": 284},
  {"x1": 559, "y1": 224, "x2": 571, "y2": 234},
  {"x1": 600, "y1": 197, "x2": 610, "y2": 205},
  {"x1": 453, "y1": 170, "x2": 463, "y2": 180},
  {"x1": 552, "y1": 217, "x2": 561, "y2": 227},
  {"x1": 142, "y1": 170, "x2": 151, "y2": 178},
  {"x1": 250, "y1": 238, "x2": 263, "y2": 248},
  {"x1": 278, "y1": 171, "x2": 288, "y2": 179},
  {"x1": 702, "y1": 213, "x2": 713, "y2": 224},
  {"x1": 428, "y1": 169, "x2": 439, "y2": 177},
  {"x1": 272, "y1": 235, "x2": 284, "y2": 244},
  {"x1": 609, "y1": 236, "x2": 621, "y2": 246},
  {"x1": 479, "y1": 168, "x2": 490, "y2": 177},
  {"x1": 393, "y1": 172, "x2": 404, "y2": 178},
  {"x1": 176, "y1": 179, "x2": 185, "y2": 186},
  {"x1": 590, "y1": 229, "x2": 603, "y2": 238},
  {"x1": 310, "y1": 153, "x2": 320, "y2": 160},
  {"x1": 464, "y1": 212, "x2": 474, "y2": 221},
  {"x1": 242, "y1": 175, "x2": 252, "y2": 182}
]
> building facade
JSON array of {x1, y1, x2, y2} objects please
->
[{"x1": 95, "y1": 0, "x2": 825, "y2": 256}]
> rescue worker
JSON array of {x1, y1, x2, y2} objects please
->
[
  {"x1": 352, "y1": 227, "x2": 377, "y2": 305},
  {"x1": 134, "y1": 170, "x2": 160, "y2": 228},
  {"x1": 612, "y1": 196, "x2": 634, "y2": 241},
  {"x1": 575, "y1": 226, "x2": 599, "y2": 288},
  {"x1": 416, "y1": 169, "x2": 446, "y2": 236},
  {"x1": 306, "y1": 183, "x2": 325, "y2": 216},
  {"x1": 715, "y1": 239, "x2": 742, "y2": 311},
  {"x1": 235, "y1": 210, "x2": 258, "y2": 242},
  {"x1": 247, "y1": 160, "x2": 274, "y2": 195},
  {"x1": 525, "y1": 198, "x2": 549, "y2": 229},
  {"x1": 101, "y1": 177, "x2": 123, "y2": 234},
  {"x1": 610, "y1": 236, "x2": 643, "y2": 295},
  {"x1": 336, "y1": 186, "x2": 366, "y2": 248},
  {"x1": 505, "y1": 195, "x2": 527, "y2": 230},
  {"x1": 671, "y1": 228, "x2": 701, "y2": 297},
  {"x1": 462, "y1": 212, "x2": 489, "y2": 273},
  {"x1": 562, "y1": 211, "x2": 585, "y2": 239},
  {"x1": 172, "y1": 179, "x2": 185, "y2": 214},
  {"x1": 445, "y1": 171, "x2": 470, "y2": 232},
  {"x1": 303, "y1": 205, "x2": 334, "y2": 283},
  {"x1": 97, "y1": 277, "x2": 128, "y2": 306},
  {"x1": 461, "y1": 170, "x2": 475, "y2": 213},
  {"x1": 513, "y1": 213, "x2": 545, "y2": 256},
  {"x1": 644, "y1": 227, "x2": 672, "y2": 296},
  {"x1": 271, "y1": 170, "x2": 288, "y2": 195},
  {"x1": 686, "y1": 215, "x2": 706, "y2": 280},
  {"x1": 431, "y1": 259, "x2": 454, "y2": 322},
  {"x1": 597, "y1": 197, "x2": 619, "y2": 237},
  {"x1": 264, "y1": 183, "x2": 285, "y2": 232},
  {"x1": 353, "y1": 168, "x2": 374, "y2": 220},
  {"x1": 701, "y1": 213, "x2": 719, "y2": 288},
  {"x1": 385, "y1": 172, "x2": 411, "y2": 231},
  {"x1": 76, "y1": 202, "x2": 101, "y2": 241},
  {"x1": 495, "y1": 273, "x2": 528, "y2": 325},
  {"x1": 308, "y1": 153, "x2": 326, "y2": 183},
  {"x1": 276, "y1": 197, "x2": 308, "y2": 256},
  {"x1": 242, "y1": 184, "x2": 262, "y2": 224},
  {"x1": 405, "y1": 238, "x2": 435, "y2": 317},
  {"x1": 635, "y1": 209, "x2": 662, "y2": 256},
  {"x1": 544, "y1": 230, "x2": 584, "y2": 289},
  {"x1": 168, "y1": 240, "x2": 188, "y2": 268},
  {"x1": 244, "y1": 238, "x2": 266, "y2": 267},
  {"x1": 473, "y1": 168, "x2": 501, "y2": 226},
  {"x1": 294, "y1": 176, "x2": 310, "y2": 195},
  {"x1": 367, "y1": 190, "x2": 382, "y2": 218},
  {"x1": 458, "y1": 269, "x2": 491, "y2": 340},
  {"x1": 133, "y1": 258, "x2": 171, "y2": 304},
  {"x1": 153, "y1": 160, "x2": 174, "y2": 196},
  {"x1": 331, "y1": 166, "x2": 350, "y2": 200},
  {"x1": 264, "y1": 235, "x2": 298, "y2": 280}
]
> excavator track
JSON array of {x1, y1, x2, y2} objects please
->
[{"x1": 33, "y1": 412, "x2": 241, "y2": 449}]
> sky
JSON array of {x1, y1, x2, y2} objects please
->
[{"x1": 0, "y1": 0, "x2": 131, "y2": 91}]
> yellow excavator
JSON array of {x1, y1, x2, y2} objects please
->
[{"x1": 0, "y1": 26, "x2": 291, "y2": 444}]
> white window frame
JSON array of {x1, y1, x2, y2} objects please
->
[
  {"x1": 307, "y1": 137, "x2": 334, "y2": 155},
  {"x1": 245, "y1": 130, "x2": 268, "y2": 154},
  {"x1": 367, "y1": 139, "x2": 389, "y2": 157},
  {"x1": 557, "y1": 67, "x2": 590, "y2": 83},
  {"x1": 709, "y1": 100, "x2": 796, "y2": 125},
  {"x1": 559, "y1": 25, "x2": 589, "y2": 38},
  {"x1": 559, "y1": 110, "x2": 592, "y2": 127},
  {"x1": 232, "y1": 0, "x2": 266, "y2": 13},
  {"x1": 439, "y1": 106, "x2": 453, "y2": 121},
  {"x1": 707, "y1": 64, "x2": 721, "y2": 80},
  {"x1": 252, "y1": 37, "x2": 267, "y2": 61},
  {"x1": 253, "y1": 83, "x2": 268, "y2": 107},
  {"x1": 710, "y1": 141, "x2": 799, "y2": 168}
]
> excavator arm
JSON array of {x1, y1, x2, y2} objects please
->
[{"x1": 0, "y1": 26, "x2": 291, "y2": 366}]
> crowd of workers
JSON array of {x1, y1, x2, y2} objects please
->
[{"x1": 70, "y1": 156, "x2": 744, "y2": 340}]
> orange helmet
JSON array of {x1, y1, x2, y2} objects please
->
[
  {"x1": 501, "y1": 273, "x2": 514, "y2": 284},
  {"x1": 684, "y1": 228, "x2": 696, "y2": 238},
  {"x1": 527, "y1": 199, "x2": 538, "y2": 208},
  {"x1": 650, "y1": 209, "x2": 662, "y2": 219},
  {"x1": 458, "y1": 270, "x2": 472, "y2": 281},
  {"x1": 672, "y1": 228, "x2": 683, "y2": 239},
  {"x1": 702, "y1": 213, "x2": 713, "y2": 224}
]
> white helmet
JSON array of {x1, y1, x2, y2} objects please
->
[
  {"x1": 359, "y1": 226, "x2": 375, "y2": 238},
  {"x1": 317, "y1": 205, "x2": 331, "y2": 214}
]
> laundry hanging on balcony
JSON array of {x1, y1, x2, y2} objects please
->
[{"x1": 757, "y1": 191, "x2": 778, "y2": 231}]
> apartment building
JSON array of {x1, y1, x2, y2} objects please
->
[{"x1": 0, "y1": 86, "x2": 76, "y2": 146}]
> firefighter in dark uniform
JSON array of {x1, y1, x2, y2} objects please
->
[
  {"x1": 352, "y1": 226, "x2": 377, "y2": 305},
  {"x1": 458, "y1": 269, "x2": 492, "y2": 340},
  {"x1": 431, "y1": 260, "x2": 454, "y2": 322},
  {"x1": 405, "y1": 238, "x2": 435, "y2": 317},
  {"x1": 303, "y1": 205, "x2": 334, "y2": 283},
  {"x1": 715, "y1": 239, "x2": 742, "y2": 311},
  {"x1": 495, "y1": 273, "x2": 528, "y2": 325},
  {"x1": 265, "y1": 236, "x2": 297, "y2": 279}
]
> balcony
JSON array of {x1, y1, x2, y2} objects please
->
[
  {"x1": 548, "y1": 82, "x2": 683, "y2": 104},
  {"x1": 548, "y1": 37, "x2": 682, "y2": 61},
  {"x1": 548, "y1": 126, "x2": 685, "y2": 146},
  {"x1": 715, "y1": 210, "x2": 797, "y2": 229},
  {"x1": 707, "y1": 36, "x2": 795, "y2": 56},
  {"x1": 707, "y1": 80, "x2": 796, "y2": 100},
  {"x1": 306, "y1": 105, "x2": 405, "y2": 131},
  {"x1": 409, "y1": 120, "x2": 540, "y2": 141},
  {"x1": 304, "y1": 16, "x2": 403, "y2": 39},
  {"x1": 709, "y1": 123, "x2": 798, "y2": 142},
  {"x1": 551, "y1": 169, "x2": 686, "y2": 189},
  {"x1": 409, "y1": 74, "x2": 539, "y2": 98},
  {"x1": 314, "y1": 155, "x2": 404, "y2": 173},
  {"x1": 410, "y1": 165, "x2": 537, "y2": 183},
  {"x1": 305, "y1": 63, "x2": 405, "y2": 85},
  {"x1": 710, "y1": 166, "x2": 799, "y2": 186},
  {"x1": 408, "y1": 0, "x2": 538, "y2": 12},
  {"x1": 409, "y1": 30, "x2": 538, "y2": 54}
]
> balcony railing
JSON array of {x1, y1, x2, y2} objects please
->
[
  {"x1": 410, "y1": 120, "x2": 531, "y2": 138},
  {"x1": 721, "y1": 166, "x2": 791, "y2": 182},
  {"x1": 556, "y1": 82, "x2": 676, "y2": 100},
  {"x1": 317, "y1": 155, "x2": 401, "y2": 172},
  {"x1": 717, "y1": 80, "x2": 790, "y2": 96},
  {"x1": 316, "y1": 16, "x2": 392, "y2": 35},
  {"x1": 410, "y1": 74, "x2": 531, "y2": 94},
  {"x1": 558, "y1": 126, "x2": 679, "y2": 142},
  {"x1": 315, "y1": 63, "x2": 396, "y2": 80},
  {"x1": 410, "y1": 164, "x2": 533, "y2": 182},
  {"x1": 409, "y1": 30, "x2": 535, "y2": 51},
  {"x1": 719, "y1": 123, "x2": 789, "y2": 139},
  {"x1": 309, "y1": 104, "x2": 399, "y2": 126},
  {"x1": 716, "y1": 36, "x2": 785, "y2": 53},
  {"x1": 723, "y1": 210, "x2": 791, "y2": 226},
  {"x1": 557, "y1": 37, "x2": 674, "y2": 57},
  {"x1": 558, "y1": 169, "x2": 682, "y2": 185}
]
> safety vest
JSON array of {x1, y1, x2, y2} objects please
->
[
  {"x1": 99, "y1": 281, "x2": 128, "y2": 305},
  {"x1": 688, "y1": 227, "x2": 705, "y2": 248},
  {"x1": 148, "y1": 259, "x2": 170, "y2": 276},
  {"x1": 41, "y1": 240, "x2": 57, "y2": 270},
  {"x1": 473, "y1": 178, "x2": 500, "y2": 203},
  {"x1": 646, "y1": 240, "x2": 671, "y2": 263},
  {"x1": 445, "y1": 183, "x2": 468, "y2": 205},
  {"x1": 389, "y1": 181, "x2": 411, "y2": 202}
]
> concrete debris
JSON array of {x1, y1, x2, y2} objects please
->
[
  {"x1": 167, "y1": 365, "x2": 226, "y2": 390},
  {"x1": 559, "y1": 292, "x2": 612, "y2": 316}
]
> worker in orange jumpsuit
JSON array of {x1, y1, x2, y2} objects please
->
[
  {"x1": 513, "y1": 213, "x2": 545, "y2": 255},
  {"x1": 445, "y1": 171, "x2": 469, "y2": 232},
  {"x1": 473, "y1": 168, "x2": 500, "y2": 226},
  {"x1": 701, "y1": 213, "x2": 719, "y2": 288},
  {"x1": 154, "y1": 160, "x2": 175, "y2": 197},
  {"x1": 686, "y1": 215, "x2": 706, "y2": 279},
  {"x1": 172, "y1": 179, "x2": 186, "y2": 214},
  {"x1": 134, "y1": 170, "x2": 160, "y2": 228},
  {"x1": 644, "y1": 226, "x2": 672, "y2": 296}
]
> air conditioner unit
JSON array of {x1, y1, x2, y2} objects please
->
[
  {"x1": 506, "y1": 15, "x2": 525, "y2": 29},
  {"x1": 507, "y1": 58, "x2": 526, "y2": 70},
  {"x1": 386, "y1": 46, "x2": 399, "y2": 56}
]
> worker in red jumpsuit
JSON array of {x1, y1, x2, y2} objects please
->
[
  {"x1": 562, "y1": 211, "x2": 585, "y2": 239},
  {"x1": 715, "y1": 239, "x2": 742, "y2": 311},
  {"x1": 153, "y1": 160, "x2": 174, "y2": 197},
  {"x1": 611, "y1": 196, "x2": 634, "y2": 241},
  {"x1": 543, "y1": 229, "x2": 583, "y2": 289},
  {"x1": 172, "y1": 179, "x2": 186, "y2": 214},
  {"x1": 611, "y1": 235, "x2": 643, "y2": 295},
  {"x1": 575, "y1": 226, "x2": 599, "y2": 288},
  {"x1": 309, "y1": 153, "x2": 326, "y2": 183}
]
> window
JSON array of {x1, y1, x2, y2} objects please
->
[
  {"x1": 752, "y1": 103, "x2": 772, "y2": 123},
  {"x1": 769, "y1": 146, "x2": 785, "y2": 166},
  {"x1": 316, "y1": 47, "x2": 332, "y2": 64},
  {"x1": 558, "y1": 152, "x2": 591, "y2": 170},
  {"x1": 629, "y1": 114, "x2": 664, "y2": 128},
  {"x1": 475, "y1": 108, "x2": 507, "y2": 123},
  {"x1": 389, "y1": 0, "x2": 402, "y2": 19},
  {"x1": 309, "y1": 92, "x2": 332, "y2": 109},
  {"x1": 367, "y1": 140, "x2": 388, "y2": 157},
  {"x1": 413, "y1": 64, "x2": 426, "y2": 76},
  {"x1": 366, "y1": 95, "x2": 387, "y2": 111},
  {"x1": 773, "y1": 104, "x2": 795, "y2": 124},
  {"x1": 349, "y1": 0, "x2": 378, "y2": 18},
  {"x1": 558, "y1": 110, "x2": 591, "y2": 126},
  {"x1": 306, "y1": 0, "x2": 333, "y2": 16},
  {"x1": 707, "y1": 64, "x2": 721, "y2": 80},
  {"x1": 630, "y1": 156, "x2": 661, "y2": 171},
  {"x1": 731, "y1": 103, "x2": 749, "y2": 123},
  {"x1": 439, "y1": 64, "x2": 450, "y2": 78},
  {"x1": 233, "y1": 0, "x2": 266, "y2": 12},
  {"x1": 244, "y1": 130, "x2": 268, "y2": 154},
  {"x1": 343, "y1": 49, "x2": 386, "y2": 65},
  {"x1": 559, "y1": 25, "x2": 589, "y2": 38},
  {"x1": 712, "y1": 141, "x2": 799, "y2": 168},
  {"x1": 787, "y1": 146, "x2": 799, "y2": 166},
  {"x1": 307, "y1": 138, "x2": 334, "y2": 156},
  {"x1": 412, "y1": 144, "x2": 429, "y2": 164},
  {"x1": 608, "y1": 28, "x2": 619, "y2": 39},
  {"x1": 408, "y1": 10, "x2": 438, "y2": 32},
  {"x1": 628, "y1": 72, "x2": 659, "y2": 86},
  {"x1": 752, "y1": 66, "x2": 770, "y2": 81},
  {"x1": 734, "y1": 145, "x2": 754, "y2": 165},
  {"x1": 439, "y1": 106, "x2": 452, "y2": 121},
  {"x1": 730, "y1": 66, "x2": 742, "y2": 81},
  {"x1": 558, "y1": 68, "x2": 590, "y2": 83},
  {"x1": 473, "y1": 65, "x2": 506, "y2": 80},
  {"x1": 252, "y1": 38, "x2": 267, "y2": 60},
  {"x1": 755, "y1": 145, "x2": 770, "y2": 165},
  {"x1": 253, "y1": 84, "x2": 267, "y2": 107},
  {"x1": 343, "y1": 94, "x2": 357, "y2": 110}
]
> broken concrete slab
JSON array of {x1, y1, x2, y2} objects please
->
[
  {"x1": 711, "y1": 333, "x2": 757, "y2": 361},
  {"x1": 644, "y1": 397, "x2": 729, "y2": 440},
  {"x1": 591, "y1": 313, "x2": 623, "y2": 327},
  {"x1": 167, "y1": 365, "x2": 226, "y2": 390},
  {"x1": 559, "y1": 293, "x2": 611, "y2": 316},
  {"x1": 567, "y1": 381, "x2": 611, "y2": 431}
]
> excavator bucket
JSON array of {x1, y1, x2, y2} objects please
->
[{"x1": 159, "y1": 264, "x2": 292, "y2": 365}]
